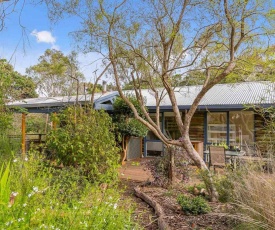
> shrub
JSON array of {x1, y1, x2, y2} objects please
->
[
  {"x1": 46, "y1": 107, "x2": 120, "y2": 183},
  {"x1": 198, "y1": 169, "x2": 234, "y2": 202},
  {"x1": 177, "y1": 195, "x2": 211, "y2": 215},
  {"x1": 0, "y1": 151, "x2": 137, "y2": 229},
  {"x1": 186, "y1": 183, "x2": 206, "y2": 195},
  {"x1": 0, "y1": 134, "x2": 20, "y2": 161},
  {"x1": 214, "y1": 174, "x2": 234, "y2": 203}
]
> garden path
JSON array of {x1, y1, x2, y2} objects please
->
[{"x1": 119, "y1": 158, "x2": 153, "y2": 182}]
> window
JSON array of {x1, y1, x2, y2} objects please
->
[
  {"x1": 207, "y1": 112, "x2": 227, "y2": 145},
  {"x1": 229, "y1": 111, "x2": 254, "y2": 149}
]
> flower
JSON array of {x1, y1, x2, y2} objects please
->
[
  {"x1": 18, "y1": 217, "x2": 24, "y2": 222},
  {"x1": 24, "y1": 157, "x2": 28, "y2": 161},
  {"x1": 13, "y1": 159, "x2": 18, "y2": 163},
  {"x1": 33, "y1": 186, "x2": 39, "y2": 192},
  {"x1": 5, "y1": 221, "x2": 13, "y2": 226},
  {"x1": 28, "y1": 193, "x2": 33, "y2": 198},
  {"x1": 11, "y1": 192, "x2": 18, "y2": 197},
  {"x1": 113, "y1": 203, "x2": 118, "y2": 209},
  {"x1": 23, "y1": 203, "x2": 27, "y2": 207}
]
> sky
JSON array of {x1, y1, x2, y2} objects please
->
[{"x1": 0, "y1": 0, "x2": 104, "y2": 83}]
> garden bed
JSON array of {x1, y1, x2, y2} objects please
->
[{"x1": 120, "y1": 179, "x2": 233, "y2": 230}]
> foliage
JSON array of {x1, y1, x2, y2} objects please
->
[
  {"x1": 177, "y1": 195, "x2": 211, "y2": 215},
  {"x1": 199, "y1": 169, "x2": 234, "y2": 203},
  {"x1": 0, "y1": 59, "x2": 37, "y2": 132},
  {"x1": 224, "y1": 47, "x2": 275, "y2": 83},
  {"x1": 0, "y1": 161, "x2": 11, "y2": 206},
  {"x1": 26, "y1": 114, "x2": 49, "y2": 134},
  {"x1": 113, "y1": 96, "x2": 148, "y2": 148},
  {"x1": 199, "y1": 169, "x2": 227, "y2": 202},
  {"x1": 0, "y1": 59, "x2": 37, "y2": 100},
  {"x1": 27, "y1": 49, "x2": 84, "y2": 97},
  {"x1": 214, "y1": 174, "x2": 234, "y2": 203},
  {"x1": 186, "y1": 183, "x2": 206, "y2": 195},
  {"x1": 113, "y1": 96, "x2": 145, "y2": 119},
  {"x1": 46, "y1": 106, "x2": 120, "y2": 183},
  {"x1": 116, "y1": 119, "x2": 147, "y2": 138},
  {"x1": 0, "y1": 135, "x2": 20, "y2": 161},
  {"x1": 0, "y1": 151, "x2": 137, "y2": 229},
  {"x1": 0, "y1": 109, "x2": 12, "y2": 133}
]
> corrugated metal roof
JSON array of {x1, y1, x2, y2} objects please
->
[
  {"x1": 134, "y1": 81, "x2": 275, "y2": 108},
  {"x1": 7, "y1": 81, "x2": 275, "y2": 111},
  {"x1": 7, "y1": 91, "x2": 119, "y2": 109}
]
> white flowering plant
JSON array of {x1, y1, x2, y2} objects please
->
[{"x1": 0, "y1": 150, "x2": 137, "y2": 229}]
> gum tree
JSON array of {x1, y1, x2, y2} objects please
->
[
  {"x1": 27, "y1": 49, "x2": 84, "y2": 97},
  {"x1": 0, "y1": 59, "x2": 37, "y2": 131},
  {"x1": 46, "y1": 0, "x2": 275, "y2": 200}
]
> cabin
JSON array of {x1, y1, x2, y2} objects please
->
[{"x1": 8, "y1": 81, "x2": 275, "y2": 159}]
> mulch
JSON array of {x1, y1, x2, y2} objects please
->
[
  {"x1": 139, "y1": 185, "x2": 232, "y2": 229},
  {"x1": 119, "y1": 159, "x2": 234, "y2": 230}
]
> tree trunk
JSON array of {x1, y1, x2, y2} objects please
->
[
  {"x1": 182, "y1": 136, "x2": 219, "y2": 202},
  {"x1": 121, "y1": 136, "x2": 129, "y2": 165},
  {"x1": 167, "y1": 146, "x2": 176, "y2": 186}
]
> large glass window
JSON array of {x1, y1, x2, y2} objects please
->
[
  {"x1": 207, "y1": 111, "x2": 254, "y2": 150},
  {"x1": 229, "y1": 111, "x2": 254, "y2": 149},
  {"x1": 207, "y1": 112, "x2": 227, "y2": 144}
]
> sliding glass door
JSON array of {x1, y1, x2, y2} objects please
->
[{"x1": 206, "y1": 111, "x2": 254, "y2": 150}]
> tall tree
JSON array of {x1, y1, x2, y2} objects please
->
[
  {"x1": 46, "y1": 0, "x2": 275, "y2": 200},
  {"x1": 0, "y1": 59, "x2": 37, "y2": 131},
  {"x1": 27, "y1": 49, "x2": 84, "y2": 97},
  {"x1": 0, "y1": 59, "x2": 37, "y2": 101}
]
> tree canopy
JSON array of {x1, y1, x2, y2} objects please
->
[
  {"x1": 27, "y1": 49, "x2": 84, "y2": 97},
  {"x1": 0, "y1": 59, "x2": 37, "y2": 131},
  {"x1": 0, "y1": 59, "x2": 37, "y2": 101},
  {"x1": 113, "y1": 96, "x2": 148, "y2": 138}
]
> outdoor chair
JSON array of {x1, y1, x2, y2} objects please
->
[{"x1": 209, "y1": 146, "x2": 226, "y2": 172}]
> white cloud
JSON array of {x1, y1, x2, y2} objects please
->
[
  {"x1": 31, "y1": 30, "x2": 56, "y2": 44},
  {"x1": 51, "y1": 44, "x2": 60, "y2": 50}
]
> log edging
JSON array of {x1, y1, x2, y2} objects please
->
[{"x1": 134, "y1": 186, "x2": 170, "y2": 230}]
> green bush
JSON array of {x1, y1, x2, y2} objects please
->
[
  {"x1": 0, "y1": 151, "x2": 137, "y2": 229},
  {"x1": 215, "y1": 175, "x2": 234, "y2": 203},
  {"x1": 199, "y1": 169, "x2": 234, "y2": 203},
  {"x1": 46, "y1": 107, "x2": 120, "y2": 183},
  {"x1": 186, "y1": 183, "x2": 206, "y2": 195},
  {"x1": 177, "y1": 195, "x2": 211, "y2": 215},
  {"x1": 0, "y1": 134, "x2": 20, "y2": 160}
]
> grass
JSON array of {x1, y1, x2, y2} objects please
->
[{"x1": 226, "y1": 160, "x2": 275, "y2": 230}]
